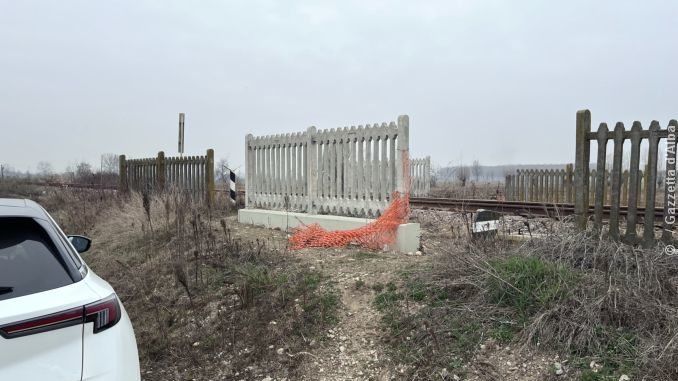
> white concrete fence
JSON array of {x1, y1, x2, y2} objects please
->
[
  {"x1": 245, "y1": 115, "x2": 411, "y2": 217},
  {"x1": 410, "y1": 156, "x2": 431, "y2": 197}
]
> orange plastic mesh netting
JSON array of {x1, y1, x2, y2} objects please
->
[{"x1": 289, "y1": 153, "x2": 410, "y2": 251}]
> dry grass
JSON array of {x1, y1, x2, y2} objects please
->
[
  {"x1": 408, "y1": 223, "x2": 678, "y2": 380},
  {"x1": 430, "y1": 182, "x2": 505, "y2": 200},
  {"x1": 6, "y1": 187, "x2": 339, "y2": 380}
]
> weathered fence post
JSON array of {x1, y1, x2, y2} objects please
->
[
  {"x1": 306, "y1": 126, "x2": 318, "y2": 214},
  {"x1": 593, "y1": 123, "x2": 608, "y2": 231},
  {"x1": 396, "y1": 115, "x2": 410, "y2": 195},
  {"x1": 643, "y1": 122, "x2": 660, "y2": 247},
  {"x1": 565, "y1": 164, "x2": 573, "y2": 203},
  {"x1": 245, "y1": 134, "x2": 253, "y2": 209},
  {"x1": 609, "y1": 123, "x2": 625, "y2": 240},
  {"x1": 206, "y1": 149, "x2": 215, "y2": 205},
  {"x1": 157, "y1": 151, "x2": 166, "y2": 192},
  {"x1": 626, "y1": 122, "x2": 643, "y2": 242},
  {"x1": 424, "y1": 156, "x2": 431, "y2": 195},
  {"x1": 119, "y1": 155, "x2": 128, "y2": 193},
  {"x1": 574, "y1": 110, "x2": 591, "y2": 230}
]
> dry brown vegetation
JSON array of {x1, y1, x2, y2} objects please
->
[
  {"x1": 430, "y1": 182, "x2": 505, "y2": 200},
  {"x1": 385, "y1": 215, "x2": 678, "y2": 380},
  {"x1": 3, "y1": 180, "x2": 678, "y2": 380}
]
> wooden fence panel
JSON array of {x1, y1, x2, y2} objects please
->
[
  {"x1": 119, "y1": 150, "x2": 214, "y2": 203},
  {"x1": 571, "y1": 110, "x2": 677, "y2": 246}
]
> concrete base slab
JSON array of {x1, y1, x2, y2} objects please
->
[{"x1": 238, "y1": 208, "x2": 421, "y2": 253}]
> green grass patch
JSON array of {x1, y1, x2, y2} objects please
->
[
  {"x1": 490, "y1": 323, "x2": 516, "y2": 343},
  {"x1": 487, "y1": 255, "x2": 577, "y2": 319}
]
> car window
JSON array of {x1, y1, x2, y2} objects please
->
[
  {"x1": 39, "y1": 206, "x2": 84, "y2": 269},
  {"x1": 0, "y1": 217, "x2": 74, "y2": 301}
]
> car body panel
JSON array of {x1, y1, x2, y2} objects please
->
[
  {"x1": 0, "y1": 280, "x2": 99, "y2": 380},
  {"x1": 82, "y1": 304, "x2": 140, "y2": 381},
  {"x1": 79, "y1": 269, "x2": 140, "y2": 380}
]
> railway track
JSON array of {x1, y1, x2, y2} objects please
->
[
  {"x1": 410, "y1": 197, "x2": 665, "y2": 222},
  {"x1": 15, "y1": 182, "x2": 665, "y2": 222}
]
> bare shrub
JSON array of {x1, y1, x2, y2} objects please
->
[{"x1": 429, "y1": 230, "x2": 678, "y2": 379}]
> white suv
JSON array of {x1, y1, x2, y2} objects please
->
[{"x1": 0, "y1": 198, "x2": 141, "y2": 381}]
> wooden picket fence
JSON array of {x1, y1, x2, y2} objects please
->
[
  {"x1": 119, "y1": 149, "x2": 215, "y2": 203},
  {"x1": 505, "y1": 165, "x2": 574, "y2": 203},
  {"x1": 505, "y1": 164, "x2": 654, "y2": 207},
  {"x1": 573, "y1": 110, "x2": 677, "y2": 246}
]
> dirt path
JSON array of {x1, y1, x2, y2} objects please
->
[{"x1": 291, "y1": 248, "x2": 431, "y2": 380}]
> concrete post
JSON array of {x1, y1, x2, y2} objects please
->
[
  {"x1": 245, "y1": 134, "x2": 253, "y2": 208},
  {"x1": 306, "y1": 126, "x2": 318, "y2": 214},
  {"x1": 206, "y1": 149, "x2": 215, "y2": 206},
  {"x1": 396, "y1": 115, "x2": 410, "y2": 195},
  {"x1": 574, "y1": 109, "x2": 591, "y2": 230}
]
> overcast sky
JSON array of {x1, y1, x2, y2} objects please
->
[{"x1": 1, "y1": 0, "x2": 676, "y2": 174}]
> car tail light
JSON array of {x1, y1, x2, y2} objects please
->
[
  {"x1": 0, "y1": 294, "x2": 122, "y2": 339},
  {"x1": 0, "y1": 307, "x2": 83, "y2": 339},
  {"x1": 84, "y1": 294, "x2": 121, "y2": 333}
]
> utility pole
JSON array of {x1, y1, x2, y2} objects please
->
[{"x1": 178, "y1": 113, "x2": 185, "y2": 158}]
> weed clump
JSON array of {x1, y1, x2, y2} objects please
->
[{"x1": 486, "y1": 255, "x2": 576, "y2": 319}]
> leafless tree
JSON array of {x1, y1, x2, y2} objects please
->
[
  {"x1": 472, "y1": 160, "x2": 482, "y2": 181},
  {"x1": 75, "y1": 162, "x2": 94, "y2": 183},
  {"x1": 101, "y1": 154, "x2": 119, "y2": 174},
  {"x1": 430, "y1": 162, "x2": 439, "y2": 188},
  {"x1": 456, "y1": 165, "x2": 470, "y2": 187},
  {"x1": 36, "y1": 161, "x2": 53, "y2": 178},
  {"x1": 216, "y1": 158, "x2": 231, "y2": 184}
]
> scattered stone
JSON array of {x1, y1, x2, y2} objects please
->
[
  {"x1": 339, "y1": 345, "x2": 345, "y2": 353},
  {"x1": 276, "y1": 348, "x2": 284, "y2": 355},
  {"x1": 619, "y1": 376, "x2": 630, "y2": 381},
  {"x1": 415, "y1": 250, "x2": 422, "y2": 256},
  {"x1": 554, "y1": 362, "x2": 563, "y2": 375},
  {"x1": 192, "y1": 341, "x2": 200, "y2": 347}
]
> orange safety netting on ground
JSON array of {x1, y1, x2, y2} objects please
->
[{"x1": 289, "y1": 153, "x2": 410, "y2": 251}]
